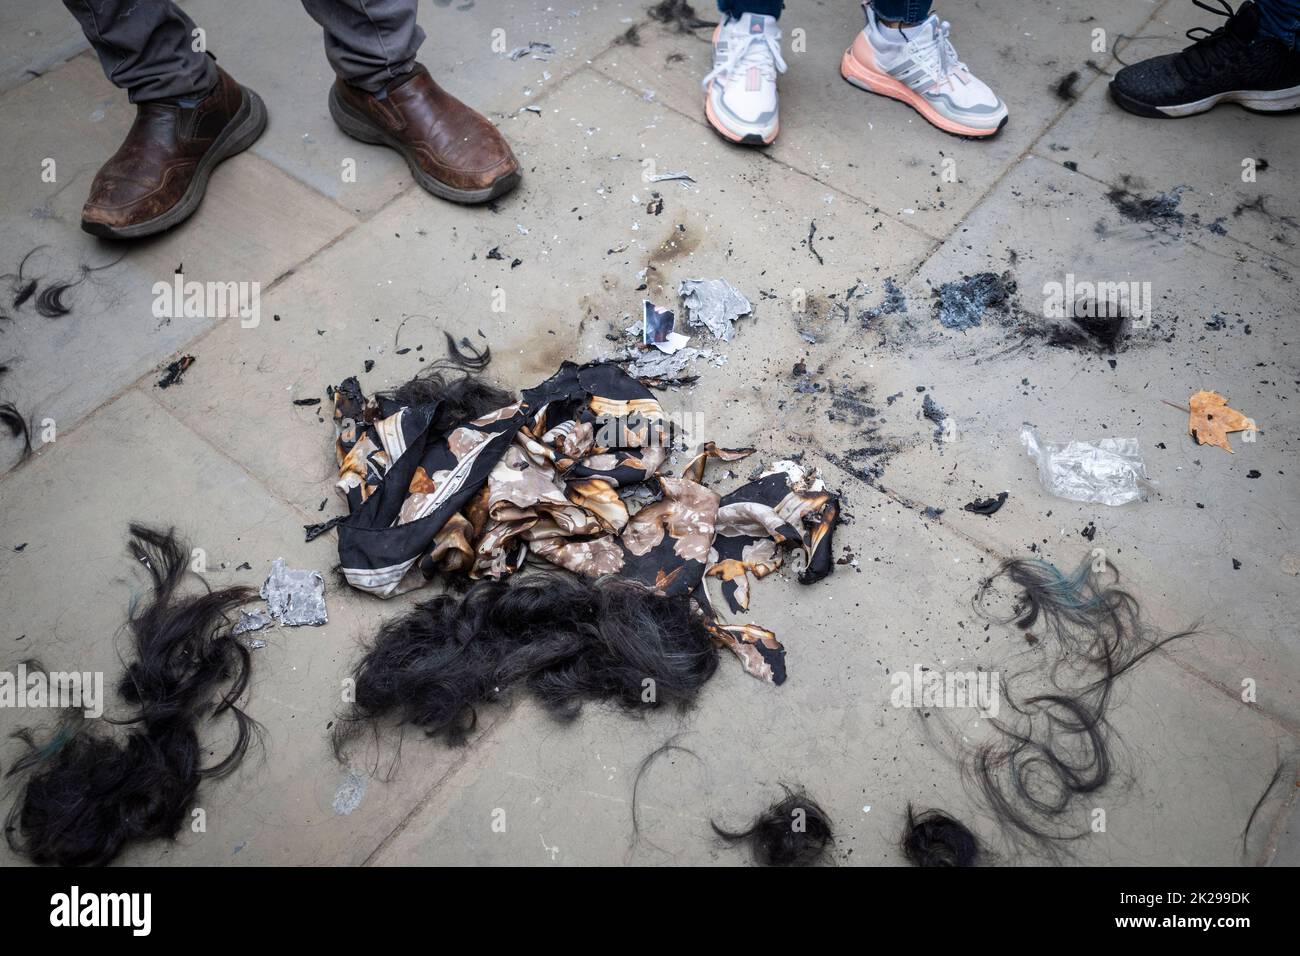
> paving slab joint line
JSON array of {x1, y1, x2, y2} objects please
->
[
  {"x1": 0, "y1": 42, "x2": 92, "y2": 101},
  {"x1": 0, "y1": 178, "x2": 429, "y2": 489},
  {"x1": 866, "y1": 479, "x2": 1300, "y2": 737},
  {"x1": 133, "y1": 381, "x2": 337, "y2": 530},
  {"x1": 1020, "y1": 6, "x2": 1300, "y2": 273},
  {"x1": 360, "y1": 698, "x2": 525, "y2": 865},
  {"x1": 585, "y1": 63, "x2": 949, "y2": 247}
]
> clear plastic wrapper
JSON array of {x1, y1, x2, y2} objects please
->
[{"x1": 1020, "y1": 425, "x2": 1149, "y2": 506}]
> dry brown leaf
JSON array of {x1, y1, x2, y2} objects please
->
[{"x1": 1188, "y1": 390, "x2": 1252, "y2": 453}]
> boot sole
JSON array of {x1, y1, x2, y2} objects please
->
[
  {"x1": 82, "y1": 86, "x2": 268, "y2": 240},
  {"x1": 1110, "y1": 81, "x2": 1300, "y2": 118},
  {"x1": 328, "y1": 86, "x2": 521, "y2": 204}
]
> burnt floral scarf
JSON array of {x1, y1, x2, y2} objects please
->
[{"x1": 329, "y1": 361, "x2": 839, "y2": 684}]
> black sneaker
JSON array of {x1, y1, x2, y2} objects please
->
[{"x1": 1110, "y1": 0, "x2": 1300, "y2": 117}]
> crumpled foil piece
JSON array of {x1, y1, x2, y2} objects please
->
[
  {"x1": 614, "y1": 344, "x2": 722, "y2": 385},
  {"x1": 232, "y1": 608, "x2": 272, "y2": 636},
  {"x1": 331, "y1": 770, "x2": 368, "y2": 815},
  {"x1": 260, "y1": 558, "x2": 328, "y2": 626},
  {"x1": 1020, "y1": 425, "x2": 1149, "y2": 506},
  {"x1": 678, "y1": 278, "x2": 752, "y2": 342}
]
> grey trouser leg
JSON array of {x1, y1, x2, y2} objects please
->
[
  {"x1": 62, "y1": 0, "x2": 217, "y2": 102},
  {"x1": 299, "y1": 0, "x2": 425, "y2": 93}
]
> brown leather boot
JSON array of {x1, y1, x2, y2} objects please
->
[
  {"x1": 81, "y1": 66, "x2": 268, "y2": 239},
  {"x1": 328, "y1": 64, "x2": 520, "y2": 204}
]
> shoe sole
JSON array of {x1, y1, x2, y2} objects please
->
[
  {"x1": 329, "y1": 86, "x2": 521, "y2": 204},
  {"x1": 703, "y1": 87, "x2": 779, "y2": 146},
  {"x1": 82, "y1": 86, "x2": 268, "y2": 240},
  {"x1": 1110, "y1": 81, "x2": 1300, "y2": 118},
  {"x1": 840, "y1": 47, "x2": 1006, "y2": 139}
]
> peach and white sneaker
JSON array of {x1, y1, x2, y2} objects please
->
[
  {"x1": 703, "y1": 13, "x2": 787, "y2": 145},
  {"x1": 841, "y1": 2, "x2": 1007, "y2": 138}
]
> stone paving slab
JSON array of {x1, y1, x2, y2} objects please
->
[
  {"x1": 589, "y1": 0, "x2": 1164, "y2": 239},
  {"x1": 148, "y1": 66, "x2": 935, "y2": 517},
  {"x1": 0, "y1": 0, "x2": 1295, "y2": 869},
  {"x1": 1034, "y1": 0, "x2": 1300, "y2": 268},
  {"x1": 0, "y1": 54, "x2": 358, "y2": 471},
  {"x1": 826, "y1": 155, "x2": 1300, "y2": 729},
  {"x1": 0, "y1": 0, "x2": 92, "y2": 93},
  {"x1": 178, "y1": 0, "x2": 646, "y2": 215},
  {"x1": 369, "y1": 492, "x2": 1294, "y2": 866},
  {"x1": 0, "y1": 387, "x2": 504, "y2": 866}
]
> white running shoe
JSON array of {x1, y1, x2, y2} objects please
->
[
  {"x1": 703, "y1": 13, "x2": 787, "y2": 145},
  {"x1": 841, "y1": 2, "x2": 1008, "y2": 137}
]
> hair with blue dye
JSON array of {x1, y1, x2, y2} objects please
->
[{"x1": 968, "y1": 556, "x2": 1194, "y2": 848}]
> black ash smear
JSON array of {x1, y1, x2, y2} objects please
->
[
  {"x1": 1232, "y1": 194, "x2": 1298, "y2": 242},
  {"x1": 1067, "y1": 309, "x2": 1128, "y2": 351},
  {"x1": 156, "y1": 355, "x2": 196, "y2": 389},
  {"x1": 1105, "y1": 177, "x2": 1186, "y2": 227}
]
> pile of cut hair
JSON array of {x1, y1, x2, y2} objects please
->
[
  {"x1": 333, "y1": 572, "x2": 719, "y2": 758},
  {"x1": 4, "y1": 525, "x2": 258, "y2": 866},
  {"x1": 2, "y1": 245, "x2": 123, "y2": 320},
  {"x1": 901, "y1": 804, "x2": 981, "y2": 866},
  {"x1": 1, "y1": 247, "x2": 125, "y2": 464},
  {"x1": 963, "y1": 557, "x2": 1194, "y2": 849},
  {"x1": 711, "y1": 786, "x2": 834, "y2": 866},
  {"x1": 329, "y1": 340, "x2": 777, "y2": 765}
]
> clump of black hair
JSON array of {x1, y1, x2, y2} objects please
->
[
  {"x1": 712, "y1": 786, "x2": 834, "y2": 866},
  {"x1": 2, "y1": 246, "x2": 123, "y2": 317},
  {"x1": 4, "y1": 525, "x2": 258, "y2": 866},
  {"x1": 332, "y1": 573, "x2": 720, "y2": 763},
  {"x1": 34, "y1": 283, "x2": 74, "y2": 318},
  {"x1": 3, "y1": 246, "x2": 43, "y2": 310},
  {"x1": 0, "y1": 401, "x2": 32, "y2": 458},
  {"x1": 902, "y1": 804, "x2": 981, "y2": 866},
  {"x1": 379, "y1": 332, "x2": 514, "y2": 429}
]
